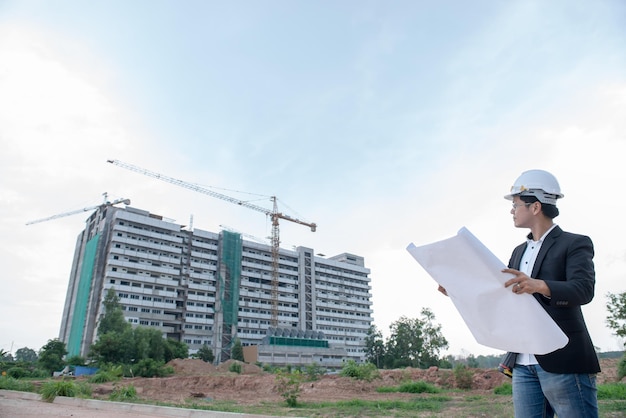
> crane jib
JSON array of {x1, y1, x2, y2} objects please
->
[{"x1": 107, "y1": 158, "x2": 316, "y2": 327}]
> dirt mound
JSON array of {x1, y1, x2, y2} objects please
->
[
  {"x1": 598, "y1": 357, "x2": 623, "y2": 384},
  {"x1": 166, "y1": 358, "x2": 217, "y2": 375},
  {"x1": 85, "y1": 357, "x2": 620, "y2": 406},
  {"x1": 215, "y1": 359, "x2": 263, "y2": 374}
]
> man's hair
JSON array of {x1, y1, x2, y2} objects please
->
[{"x1": 520, "y1": 195, "x2": 559, "y2": 219}]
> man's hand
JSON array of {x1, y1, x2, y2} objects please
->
[{"x1": 502, "y1": 268, "x2": 551, "y2": 297}]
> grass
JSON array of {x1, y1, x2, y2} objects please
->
[
  {"x1": 0, "y1": 376, "x2": 36, "y2": 392},
  {"x1": 1, "y1": 376, "x2": 624, "y2": 417},
  {"x1": 169, "y1": 383, "x2": 625, "y2": 417},
  {"x1": 377, "y1": 380, "x2": 442, "y2": 394},
  {"x1": 40, "y1": 379, "x2": 92, "y2": 402},
  {"x1": 109, "y1": 384, "x2": 138, "y2": 401}
]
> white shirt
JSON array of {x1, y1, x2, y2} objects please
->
[{"x1": 515, "y1": 224, "x2": 557, "y2": 366}]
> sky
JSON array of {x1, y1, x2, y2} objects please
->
[{"x1": 1, "y1": 0, "x2": 625, "y2": 358}]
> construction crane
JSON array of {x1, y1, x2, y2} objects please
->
[
  {"x1": 107, "y1": 159, "x2": 316, "y2": 327},
  {"x1": 26, "y1": 193, "x2": 131, "y2": 225}
]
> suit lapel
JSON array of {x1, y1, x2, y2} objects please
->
[{"x1": 511, "y1": 244, "x2": 526, "y2": 269}]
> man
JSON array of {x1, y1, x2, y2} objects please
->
[{"x1": 501, "y1": 169, "x2": 600, "y2": 417}]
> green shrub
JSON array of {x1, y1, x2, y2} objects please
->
[
  {"x1": 597, "y1": 383, "x2": 626, "y2": 400},
  {"x1": 0, "y1": 376, "x2": 36, "y2": 392},
  {"x1": 131, "y1": 359, "x2": 173, "y2": 378},
  {"x1": 228, "y1": 361, "x2": 242, "y2": 374},
  {"x1": 40, "y1": 380, "x2": 76, "y2": 401},
  {"x1": 88, "y1": 370, "x2": 120, "y2": 383},
  {"x1": 340, "y1": 360, "x2": 380, "y2": 382},
  {"x1": 76, "y1": 381, "x2": 92, "y2": 397},
  {"x1": 86, "y1": 364, "x2": 121, "y2": 382},
  {"x1": 109, "y1": 384, "x2": 137, "y2": 401},
  {"x1": 304, "y1": 362, "x2": 325, "y2": 381},
  {"x1": 7, "y1": 367, "x2": 29, "y2": 378},
  {"x1": 275, "y1": 370, "x2": 303, "y2": 407},
  {"x1": 494, "y1": 382, "x2": 513, "y2": 395},
  {"x1": 453, "y1": 364, "x2": 473, "y2": 390},
  {"x1": 397, "y1": 381, "x2": 441, "y2": 394},
  {"x1": 40, "y1": 380, "x2": 91, "y2": 402},
  {"x1": 377, "y1": 380, "x2": 441, "y2": 394},
  {"x1": 30, "y1": 368, "x2": 51, "y2": 378}
]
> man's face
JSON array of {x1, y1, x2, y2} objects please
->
[{"x1": 510, "y1": 196, "x2": 533, "y2": 228}]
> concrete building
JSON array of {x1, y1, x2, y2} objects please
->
[{"x1": 59, "y1": 204, "x2": 373, "y2": 366}]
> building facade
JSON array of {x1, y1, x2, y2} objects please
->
[{"x1": 59, "y1": 204, "x2": 373, "y2": 365}]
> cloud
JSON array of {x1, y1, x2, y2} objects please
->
[
  {"x1": 1, "y1": 2, "x2": 624, "y2": 357},
  {"x1": 0, "y1": 25, "x2": 144, "y2": 351}
]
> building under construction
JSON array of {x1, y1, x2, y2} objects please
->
[{"x1": 59, "y1": 204, "x2": 373, "y2": 367}]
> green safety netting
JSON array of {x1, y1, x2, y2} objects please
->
[
  {"x1": 220, "y1": 231, "x2": 242, "y2": 327},
  {"x1": 67, "y1": 233, "x2": 99, "y2": 356}
]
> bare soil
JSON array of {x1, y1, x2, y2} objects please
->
[{"x1": 85, "y1": 358, "x2": 622, "y2": 407}]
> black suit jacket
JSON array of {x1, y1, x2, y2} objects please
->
[{"x1": 508, "y1": 225, "x2": 600, "y2": 374}]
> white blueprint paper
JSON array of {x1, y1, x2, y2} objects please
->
[{"x1": 406, "y1": 227, "x2": 568, "y2": 355}]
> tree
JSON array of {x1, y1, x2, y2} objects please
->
[
  {"x1": 466, "y1": 354, "x2": 479, "y2": 368},
  {"x1": 385, "y1": 316, "x2": 421, "y2": 368},
  {"x1": 231, "y1": 338, "x2": 244, "y2": 361},
  {"x1": 89, "y1": 328, "x2": 135, "y2": 364},
  {"x1": 164, "y1": 338, "x2": 188, "y2": 362},
  {"x1": 606, "y1": 291, "x2": 626, "y2": 342},
  {"x1": 418, "y1": 308, "x2": 449, "y2": 367},
  {"x1": 606, "y1": 291, "x2": 626, "y2": 380},
  {"x1": 0, "y1": 349, "x2": 14, "y2": 362},
  {"x1": 194, "y1": 344, "x2": 214, "y2": 363},
  {"x1": 15, "y1": 347, "x2": 38, "y2": 363},
  {"x1": 364, "y1": 325, "x2": 385, "y2": 368},
  {"x1": 65, "y1": 355, "x2": 86, "y2": 366},
  {"x1": 38, "y1": 339, "x2": 67, "y2": 374},
  {"x1": 97, "y1": 287, "x2": 131, "y2": 336},
  {"x1": 384, "y1": 309, "x2": 448, "y2": 369},
  {"x1": 133, "y1": 327, "x2": 166, "y2": 362},
  {"x1": 90, "y1": 326, "x2": 187, "y2": 365}
]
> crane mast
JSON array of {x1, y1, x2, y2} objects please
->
[{"x1": 107, "y1": 159, "x2": 316, "y2": 327}]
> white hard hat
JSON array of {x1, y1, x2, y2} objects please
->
[{"x1": 504, "y1": 169, "x2": 564, "y2": 205}]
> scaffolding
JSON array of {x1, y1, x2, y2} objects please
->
[{"x1": 215, "y1": 230, "x2": 242, "y2": 362}]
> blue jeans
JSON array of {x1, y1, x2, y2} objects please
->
[{"x1": 512, "y1": 364, "x2": 598, "y2": 417}]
